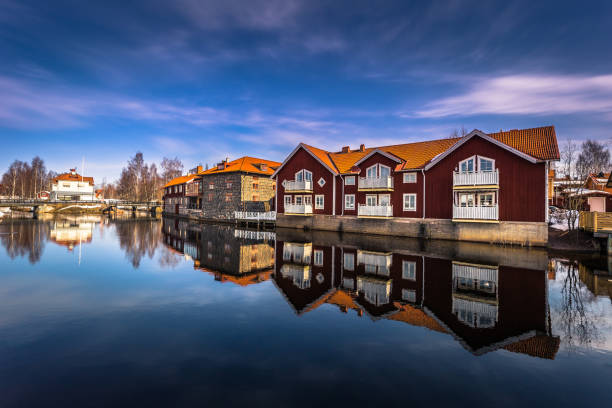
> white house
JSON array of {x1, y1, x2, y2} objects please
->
[{"x1": 51, "y1": 169, "x2": 96, "y2": 201}]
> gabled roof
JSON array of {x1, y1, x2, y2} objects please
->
[
  {"x1": 200, "y1": 156, "x2": 281, "y2": 177},
  {"x1": 272, "y1": 143, "x2": 339, "y2": 178},
  {"x1": 53, "y1": 172, "x2": 94, "y2": 186}
]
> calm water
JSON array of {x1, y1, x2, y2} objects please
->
[{"x1": 1, "y1": 215, "x2": 611, "y2": 407}]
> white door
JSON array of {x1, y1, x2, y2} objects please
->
[
  {"x1": 379, "y1": 166, "x2": 390, "y2": 178},
  {"x1": 379, "y1": 194, "x2": 390, "y2": 206},
  {"x1": 588, "y1": 197, "x2": 606, "y2": 212},
  {"x1": 366, "y1": 195, "x2": 377, "y2": 206}
]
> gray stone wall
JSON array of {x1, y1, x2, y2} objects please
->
[{"x1": 200, "y1": 173, "x2": 276, "y2": 219}]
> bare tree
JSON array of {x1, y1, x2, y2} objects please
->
[
  {"x1": 161, "y1": 157, "x2": 183, "y2": 185},
  {"x1": 561, "y1": 138, "x2": 577, "y2": 179},
  {"x1": 575, "y1": 139, "x2": 610, "y2": 180},
  {"x1": 449, "y1": 125, "x2": 468, "y2": 139}
]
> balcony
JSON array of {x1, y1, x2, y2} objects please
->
[
  {"x1": 357, "y1": 276, "x2": 392, "y2": 307},
  {"x1": 453, "y1": 170, "x2": 498, "y2": 187},
  {"x1": 357, "y1": 250, "x2": 392, "y2": 276},
  {"x1": 284, "y1": 204, "x2": 313, "y2": 215},
  {"x1": 453, "y1": 205, "x2": 498, "y2": 221},
  {"x1": 358, "y1": 204, "x2": 393, "y2": 218},
  {"x1": 280, "y1": 264, "x2": 312, "y2": 289},
  {"x1": 358, "y1": 176, "x2": 394, "y2": 191},
  {"x1": 282, "y1": 242, "x2": 312, "y2": 264},
  {"x1": 284, "y1": 179, "x2": 313, "y2": 192},
  {"x1": 452, "y1": 296, "x2": 498, "y2": 328}
]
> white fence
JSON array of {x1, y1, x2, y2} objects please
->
[
  {"x1": 453, "y1": 205, "x2": 498, "y2": 220},
  {"x1": 284, "y1": 204, "x2": 313, "y2": 215},
  {"x1": 453, "y1": 170, "x2": 499, "y2": 186},
  {"x1": 358, "y1": 176, "x2": 393, "y2": 190},
  {"x1": 233, "y1": 229, "x2": 276, "y2": 241},
  {"x1": 358, "y1": 204, "x2": 393, "y2": 217},
  {"x1": 284, "y1": 179, "x2": 313, "y2": 192},
  {"x1": 234, "y1": 211, "x2": 276, "y2": 221}
]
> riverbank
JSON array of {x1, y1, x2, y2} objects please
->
[{"x1": 547, "y1": 227, "x2": 602, "y2": 253}]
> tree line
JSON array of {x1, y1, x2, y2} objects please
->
[{"x1": 0, "y1": 157, "x2": 56, "y2": 199}]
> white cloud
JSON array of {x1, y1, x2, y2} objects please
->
[{"x1": 414, "y1": 74, "x2": 612, "y2": 118}]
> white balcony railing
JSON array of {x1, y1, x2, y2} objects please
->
[
  {"x1": 283, "y1": 243, "x2": 312, "y2": 264},
  {"x1": 358, "y1": 176, "x2": 394, "y2": 190},
  {"x1": 358, "y1": 204, "x2": 393, "y2": 217},
  {"x1": 284, "y1": 179, "x2": 313, "y2": 192},
  {"x1": 453, "y1": 205, "x2": 498, "y2": 220},
  {"x1": 234, "y1": 211, "x2": 276, "y2": 221},
  {"x1": 453, "y1": 170, "x2": 499, "y2": 186},
  {"x1": 284, "y1": 204, "x2": 313, "y2": 215}
]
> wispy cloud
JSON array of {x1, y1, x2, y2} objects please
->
[{"x1": 414, "y1": 74, "x2": 612, "y2": 118}]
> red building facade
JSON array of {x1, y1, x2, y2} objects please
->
[{"x1": 273, "y1": 126, "x2": 559, "y2": 224}]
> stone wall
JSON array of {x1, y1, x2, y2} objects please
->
[
  {"x1": 200, "y1": 173, "x2": 276, "y2": 219},
  {"x1": 276, "y1": 214, "x2": 548, "y2": 247}
]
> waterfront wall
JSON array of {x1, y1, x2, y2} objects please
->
[{"x1": 276, "y1": 214, "x2": 548, "y2": 247}]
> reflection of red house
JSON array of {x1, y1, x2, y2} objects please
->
[{"x1": 273, "y1": 239, "x2": 560, "y2": 359}]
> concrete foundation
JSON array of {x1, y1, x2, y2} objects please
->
[{"x1": 276, "y1": 214, "x2": 548, "y2": 247}]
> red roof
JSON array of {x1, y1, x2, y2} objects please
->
[{"x1": 53, "y1": 172, "x2": 94, "y2": 186}]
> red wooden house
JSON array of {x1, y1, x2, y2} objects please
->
[{"x1": 272, "y1": 126, "x2": 559, "y2": 245}]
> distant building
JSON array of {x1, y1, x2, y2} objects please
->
[
  {"x1": 198, "y1": 156, "x2": 281, "y2": 219},
  {"x1": 162, "y1": 166, "x2": 203, "y2": 215},
  {"x1": 51, "y1": 169, "x2": 96, "y2": 201}
]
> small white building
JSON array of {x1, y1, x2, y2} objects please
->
[{"x1": 51, "y1": 169, "x2": 96, "y2": 201}]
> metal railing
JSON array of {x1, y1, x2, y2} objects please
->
[
  {"x1": 358, "y1": 176, "x2": 394, "y2": 190},
  {"x1": 453, "y1": 170, "x2": 499, "y2": 186},
  {"x1": 284, "y1": 204, "x2": 313, "y2": 214},
  {"x1": 284, "y1": 179, "x2": 313, "y2": 191},
  {"x1": 358, "y1": 204, "x2": 393, "y2": 217},
  {"x1": 234, "y1": 211, "x2": 276, "y2": 221},
  {"x1": 453, "y1": 205, "x2": 498, "y2": 220}
]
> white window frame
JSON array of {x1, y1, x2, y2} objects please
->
[
  {"x1": 343, "y1": 253, "x2": 355, "y2": 271},
  {"x1": 403, "y1": 193, "x2": 417, "y2": 211},
  {"x1": 284, "y1": 196, "x2": 292, "y2": 206},
  {"x1": 295, "y1": 169, "x2": 313, "y2": 182},
  {"x1": 402, "y1": 289, "x2": 416, "y2": 303},
  {"x1": 478, "y1": 192, "x2": 495, "y2": 207},
  {"x1": 315, "y1": 194, "x2": 324, "y2": 209},
  {"x1": 317, "y1": 177, "x2": 326, "y2": 187},
  {"x1": 403, "y1": 172, "x2": 417, "y2": 183},
  {"x1": 366, "y1": 163, "x2": 391, "y2": 178},
  {"x1": 314, "y1": 250, "x2": 324, "y2": 266},
  {"x1": 459, "y1": 156, "x2": 476, "y2": 173},
  {"x1": 345, "y1": 194, "x2": 355, "y2": 210},
  {"x1": 402, "y1": 261, "x2": 417, "y2": 280},
  {"x1": 345, "y1": 176, "x2": 355, "y2": 185},
  {"x1": 478, "y1": 156, "x2": 495, "y2": 172},
  {"x1": 303, "y1": 195, "x2": 312, "y2": 205},
  {"x1": 378, "y1": 194, "x2": 391, "y2": 206},
  {"x1": 295, "y1": 195, "x2": 303, "y2": 205},
  {"x1": 366, "y1": 194, "x2": 377, "y2": 207}
]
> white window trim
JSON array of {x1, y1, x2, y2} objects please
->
[
  {"x1": 343, "y1": 253, "x2": 355, "y2": 271},
  {"x1": 366, "y1": 163, "x2": 391, "y2": 178},
  {"x1": 317, "y1": 177, "x2": 326, "y2": 187},
  {"x1": 459, "y1": 155, "x2": 476, "y2": 173},
  {"x1": 345, "y1": 176, "x2": 355, "y2": 185},
  {"x1": 403, "y1": 193, "x2": 417, "y2": 211},
  {"x1": 379, "y1": 164, "x2": 391, "y2": 178},
  {"x1": 402, "y1": 261, "x2": 417, "y2": 281},
  {"x1": 315, "y1": 194, "x2": 324, "y2": 209},
  {"x1": 478, "y1": 156, "x2": 495, "y2": 172},
  {"x1": 284, "y1": 196, "x2": 292, "y2": 206},
  {"x1": 295, "y1": 169, "x2": 313, "y2": 182},
  {"x1": 366, "y1": 194, "x2": 377, "y2": 206},
  {"x1": 314, "y1": 249, "x2": 324, "y2": 266},
  {"x1": 303, "y1": 195, "x2": 312, "y2": 205},
  {"x1": 345, "y1": 194, "x2": 355, "y2": 210},
  {"x1": 378, "y1": 194, "x2": 391, "y2": 206},
  {"x1": 403, "y1": 172, "x2": 417, "y2": 183}
]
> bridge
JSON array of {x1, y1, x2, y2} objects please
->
[{"x1": 0, "y1": 199, "x2": 162, "y2": 215}]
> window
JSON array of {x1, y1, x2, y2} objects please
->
[
  {"x1": 345, "y1": 176, "x2": 355, "y2": 185},
  {"x1": 63, "y1": 183, "x2": 70, "y2": 188},
  {"x1": 315, "y1": 195, "x2": 324, "y2": 209},
  {"x1": 253, "y1": 183, "x2": 258, "y2": 190},
  {"x1": 366, "y1": 164, "x2": 390, "y2": 178},
  {"x1": 226, "y1": 182, "x2": 232, "y2": 189},
  {"x1": 314, "y1": 250, "x2": 324, "y2": 266},
  {"x1": 403, "y1": 172, "x2": 417, "y2": 183},
  {"x1": 318, "y1": 177, "x2": 326, "y2": 187},
  {"x1": 225, "y1": 192, "x2": 233, "y2": 202},
  {"x1": 459, "y1": 193, "x2": 475, "y2": 207},
  {"x1": 459, "y1": 157, "x2": 475, "y2": 173},
  {"x1": 402, "y1": 289, "x2": 416, "y2": 303},
  {"x1": 345, "y1": 194, "x2": 355, "y2": 209},
  {"x1": 208, "y1": 193, "x2": 213, "y2": 201},
  {"x1": 252, "y1": 194, "x2": 259, "y2": 201},
  {"x1": 295, "y1": 169, "x2": 312, "y2": 182},
  {"x1": 479, "y1": 193, "x2": 494, "y2": 207},
  {"x1": 402, "y1": 261, "x2": 416, "y2": 280},
  {"x1": 284, "y1": 196, "x2": 292, "y2": 206},
  {"x1": 295, "y1": 196, "x2": 303, "y2": 205},
  {"x1": 366, "y1": 195, "x2": 377, "y2": 207},
  {"x1": 209, "y1": 183, "x2": 214, "y2": 190},
  {"x1": 303, "y1": 195, "x2": 312, "y2": 205},
  {"x1": 344, "y1": 253, "x2": 354, "y2": 271},
  {"x1": 479, "y1": 157, "x2": 494, "y2": 172},
  {"x1": 173, "y1": 186, "x2": 177, "y2": 193},
  {"x1": 403, "y1": 194, "x2": 417, "y2": 211},
  {"x1": 198, "y1": 182, "x2": 203, "y2": 193},
  {"x1": 379, "y1": 194, "x2": 390, "y2": 206},
  {"x1": 179, "y1": 185, "x2": 183, "y2": 192}
]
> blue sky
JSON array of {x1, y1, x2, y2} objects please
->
[{"x1": 1, "y1": 0, "x2": 611, "y2": 183}]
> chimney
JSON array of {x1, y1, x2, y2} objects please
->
[
  {"x1": 341, "y1": 146, "x2": 351, "y2": 153},
  {"x1": 196, "y1": 165, "x2": 203, "y2": 173},
  {"x1": 359, "y1": 144, "x2": 365, "y2": 152},
  {"x1": 70, "y1": 168, "x2": 76, "y2": 175}
]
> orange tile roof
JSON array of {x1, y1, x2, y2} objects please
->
[
  {"x1": 388, "y1": 302, "x2": 448, "y2": 334},
  {"x1": 200, "y1": 156, "x2": 281, "y2": 176},
  {"x1": 503, "y1": 335, "x2": 560, "y2": 360},
  {"x1": 298, "y1": 126, "x2": 559, "y2": 174},
  {"x1": 162, "y1": 174, "x2": 200, "y2": 188},
  {"x1": 53, "y1": 172, "x2": 95, "y2": 186}
]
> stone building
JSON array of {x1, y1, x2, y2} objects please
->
[{"x1": 199, "y1": 156, "x2": 281, "y2": 219}]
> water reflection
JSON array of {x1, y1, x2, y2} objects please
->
[{"x1": 0, "y1": 218, "x2": 49, "y2": 263}]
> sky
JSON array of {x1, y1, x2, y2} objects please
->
[{"x1": 1, "y1": 0, "x2": 611, "y2": 183}]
